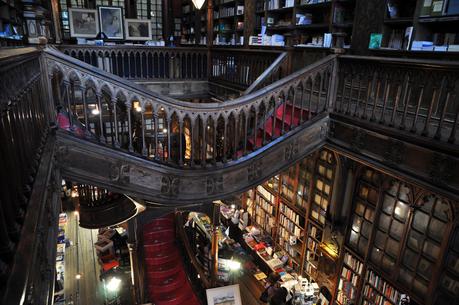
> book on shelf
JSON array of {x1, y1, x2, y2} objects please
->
[
  {"x1": 368, "y1": 33, "x2": 382, "y2": 49},
  {"x1": 430, "y1": 0, "x2": 446, "y2": 16},
  {"x1": 386, "y1": 0, "x2": 399, "y2": 19},
  {"x1": 420, "y1": 0, "x2": 433, "y2": 16}
]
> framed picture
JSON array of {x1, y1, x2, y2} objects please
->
[
  {"x1": 69, "y1": 8, "x2": 99, "y2": 38},
  {"x1": 206, "y1": 284, "x2": 242, "y2": 305},
  {"x1": 125, "y1": 19, "x2": 152, "y2": 41},
  {"x1": 98, "y1": 6, "x2": 124, "y2": 40}
]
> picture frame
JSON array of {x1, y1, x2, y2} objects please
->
[
  {"x1": 206, "y1": 284, "x2": 242, "y2": 305},
  {"x1": 69, "y1": 8, "x2": 99, "y2": 38},
  {"x1": 98, "y1": 6, "x2": 124, "y2": 40},
  {"x1": 124, "y1": 19, "x2": 152, "y2": 41}
]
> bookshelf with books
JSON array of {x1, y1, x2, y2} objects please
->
[
  {"x1": 304, "y1": 221, "x2": 322, "y2": 278},
  {"x1": 0, "y1": 0, "x2": 24, "y2": 46},
  {"x1": 413, "y1": 0, "x2": 459, "y2": 52},
  {"x1": 361, "y1": 269, "x2": 404, "y2": 305},
  {"x1": 336, "y1": 251, "x2": 364, "y2": 305},
  {"x1": 295, "y1": 157, "x2": 315, "y2": 212},
  {"x1": 181, "y1": 0, "x2": 207, "y2": 45},
  {"x1": 331, "y1": 0, "x2": 356, "y2": 48},
  {"x1": 213, "y1": 0, "x2": 245, "y2": 46}
]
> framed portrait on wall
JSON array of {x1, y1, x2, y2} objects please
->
[
  {"x1": 98, "y1": 6, "x2": 124, "y2": 40},
  {"x1": 125, "y1": 19, "x2": 152, "y2": 41},
  {"x1": 69, "y1": 8, "x2": 99, "y2": 38},
  {"x1": 206, "y1": 284, "x2": 242, "y2": 305}
]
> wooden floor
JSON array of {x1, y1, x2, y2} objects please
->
[{"x1": 64, "y1": 212, "x2": 105, "y2": 305}]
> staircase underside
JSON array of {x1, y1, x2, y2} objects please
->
[{"x1": 56, "y1": 114, "x2": 329, "y2": 205}]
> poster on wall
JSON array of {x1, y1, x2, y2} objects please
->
[
  {"x1": 69, "y1": 8, "x2": 99, "y2": 38},
  {"x1": 98, "y1": 6, "x2": 124, "y2": 40},
  {"x1": 125, "y1": 19, "x2": 152, "y2": 41},
  {"x1": 206, "y1": 284, "x2": 242, "y2": 305}
]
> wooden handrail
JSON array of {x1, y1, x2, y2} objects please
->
[
  {"x1": 243, "y1": 52, "x2": 288, "y2": 95},
  {"x1": 175, "y1": 211, "x2": 212, "y2": 289}
]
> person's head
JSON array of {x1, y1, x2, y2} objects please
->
[
  {"x1": 267, "y1": 272, "x2": 281, "y2": 285},
  {"x1": 269, "y1": 287, "x2": 288, "y2": 305}
]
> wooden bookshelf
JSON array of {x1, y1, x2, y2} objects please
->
[
  {"x1": 336, "y1": 251, "x2": 364, "y2": 305},
  {"x1": 361, "y1": 269, "x2": 404, "y2": 305},
  {"x1": 181, "y1": 0, "x2": 207, "y2": 45},
  {"x1": 212, "y1": 0, "x2": 246, "y2": 46},
  {"x1": 0, "y1": 0, "x2": 24, "y2": 47}
]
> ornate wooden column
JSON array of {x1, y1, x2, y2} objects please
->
[{"x1": 210, "y1": 201, "x2": 220, "y2": 287}]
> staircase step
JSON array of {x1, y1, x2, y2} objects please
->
[
  {"x1": 147, "y1": 260, "x2": 182, "y2": 279},
  {"x1": 152, "y1": 285, "x2": 194, "y2": 305},
  {"x1": 143, "y1": 229, "x2": 175, "y2": 244},
  {"x1": 144, "y1": 242, "x2": 176, "y2": 256},
  {"x1": 148, "y1": 269, "x2": 187, "y2": 294},
  {"x1": 145, "y1": 248, "x2": 180, "y2": 265}
]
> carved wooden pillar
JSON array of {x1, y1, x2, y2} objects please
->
[
  {"x1": 111, "y1": 98, "x2": 120, "y2": 148},
  {"x1": 232, "y1": 114, "x2": 239, "y2": 160},
  {"x1": 223, "y1": 117, "x2": 228, "y2": 163},
  {"x1": 141, "y1": 109, "x2": 147, "y2": 156},
  {"x1": 154, "y1": 112, "x2": 159, "y2": 159},
  {"x1": 212, "y1": 118, "x2": 217, "y2": 164},
  {"x1": 167, "y1": 115, "x2": 172, "y2": 163},
  {"x1": 179, "y1": 116, "x2": 184, "y2": 166},
  {"x1": 50, "y1": 0, "x2": 62, "y2": 43},
  {"x1": 210, "y1": 201, "x2": 220, "y2": 287},
  {"x1": 252, "y1": 109, "x2": 258, "y2": 150},
  {"x1": 243, "y1": 111, "x2": 249, "y2": 155},
  {"x1": 63, "y1": 80, "x2": 73, "y2": 127},
  {"x1": 127, "y1": 103, "x2": 134, "y2": 152},
  {"x1": 95, "y1": 92, "x2": 105, "y2": 143},
  {"x1": 191, "y1": 117, "x2": 196, "y2": 167},
  {"x1": 81, "y1": 86, "x2": 89, "y2": 129},
  {"x1": 201, "y1": 117, "x2": 206, "y2": 167}
]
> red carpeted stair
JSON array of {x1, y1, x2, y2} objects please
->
[
  {"x1": 247, "y1": 103, "x2": 311, "y2": 150},
  {"x1": 143, "y1": 214, "x2": 201, "y2": 305}
]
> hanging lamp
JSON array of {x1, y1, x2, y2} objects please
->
[{"x1": 192, "y1": 0, "x2": 205, "y2": 10}]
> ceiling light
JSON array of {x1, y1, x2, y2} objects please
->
[
  {"x1": 192, "y1": 0, "x2": 205, "y2": 10},
  {"x1": 163, "y1": 128, "x2": 168, "y2": 133},
  {"x1": 92, "y1": 108, "x2": 100, "y2": 115}
]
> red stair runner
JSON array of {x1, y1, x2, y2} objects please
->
[{"x1": 143, "y1": 214, "x2": 201, "y2": 305}]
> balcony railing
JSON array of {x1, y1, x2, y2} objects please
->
[
  {"x1": 334, "y1": 56, "x2": 459, "y2": 146},
  {"x1": 45, "y1": 47, "x2": 335, "y2": 168},
  {"x1": 57, "y1": 45, "x2": 286, "y2": 93},
  {"x1": 58, "y1": 45, "x2": 209, "y2": 81}
]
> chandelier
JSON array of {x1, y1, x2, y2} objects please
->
[{"x1": 192, "y1": 0, "x2": 205, "y2": 10}]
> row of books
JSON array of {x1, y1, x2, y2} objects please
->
[
  {"x1": 344, "y1": 252, "x2": 364, "y2": 275},
  {"x1": 337, "y1": 278, "x2": 358, "y2": 304},
  {"x1": 266, "y1": 0, "x2": 295, "y2": 10},
  {"x1": 364, "y1": 270, "x2": 402, "y2": 304},
  {"x1": 280, "y1": 202, "x2": 302, "y2": 226},
  {"x1": 255, "y1": 206, "x2": 276, "y2": 233},
  {"x1": 296, "y1": 33, "x2": 332, "y2": 48},
  {"x1": 300, "y1": 0, "x2": 331, "y2": 5},
  {"x1": 279, "y1": 214, "x2": 303, "y2": 237},
  {"x1": 257, "y1": 185, "x2": 275, "y2": 202},
  {"x1": 420, "y1": 0, "x2": 459, "y2": 16},
  {"x1": 213, "y1": 6, "x2": 243, "y2": 19},
  {"x1": 256, "y1": 194, "x2": 275, "y2": 215},
  {"x1": 341, "y1": 265, "x2": 360, "y2": 287}
]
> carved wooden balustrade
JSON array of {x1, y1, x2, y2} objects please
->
[
  {"x1": 209, "y1": 48, "x2": 285, "y2": 91},
  {"x1": 58, "y1": 45, "x2": 209, "y2": 81},
  {"x1": 45, "y1": 47, "x2": 335, "y2": 169},
  {"x1": 334, "y1": 56, "x2": 459, "y2": 146},
  {"x1": 0, "y1": 48, "x2": 61, "y2": 305}
]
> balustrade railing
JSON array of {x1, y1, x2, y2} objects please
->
[
  {"x1": 0, "y1": 48, "x2": 58, "y2": 305},
  {"x1": 210, "y1": 48, "x2": 284, "y2": 90},
  {"x1": 45, "y1": 47, "x2": 335, "y2": 168},
  {"x1": 58, "y1": 45, "x2": 208, "y2": 81},
  {"x1": 334, "y1": 56, "x2": 459, "y2": 145}
]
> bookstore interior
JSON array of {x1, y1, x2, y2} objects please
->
[{"x1": 0, "y1": 1, "x2": 458, "y2": 305}]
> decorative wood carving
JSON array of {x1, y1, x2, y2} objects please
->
[
  {"x1": 206, "y1": 176, "x2": 224, "y2": 195},
  {"x1": 384, "y1": 139, "x2": 405, "y2": 166},
  {"x1": 284, "y1": 139, "x2": 299, "y2": 161},
  {"x1": 161, "y1": 176, "x2": 180, "y2": 197},
  {"x1": 429, "y1": 153, "x2": 454, "y2": 185}
]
